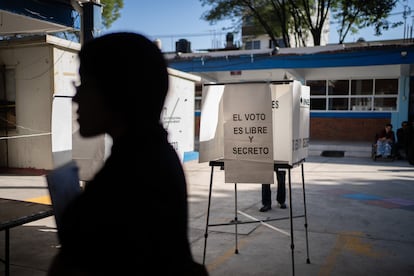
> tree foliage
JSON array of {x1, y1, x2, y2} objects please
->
[
  {"x1": 200, "y1": 0, "x2": 402, "y2": 47},
  {"x1": 332, "y1": 0, "x2": 400, "y2": 43},
  {"x1": 100, "y1": 0, "x2": 124, "y2": 29}
]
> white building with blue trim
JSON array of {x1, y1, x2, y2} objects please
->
[{"x1": 166, "y1": 40, "x2": 414, "y2": 143}]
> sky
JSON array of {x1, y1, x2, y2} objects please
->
[{"x1": 105, "y1": 0, "x2": 413, "y2": 53}]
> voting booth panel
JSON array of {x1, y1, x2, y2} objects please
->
[
  {"x1": 199, "y1": 81, "x2": 310, "y2": 183},
  {"x1": 299, "y1": 86, "x2": 310, "y2": 163},
  {"x1": 271, "y1": 82, "x2": 310, "y2": 165},
  {"x1": 222, "y1": 83, "x2": 274, "y2": 184},
  {"x1": 162, "y1": 73, "x2": 195, "y2": 162},
  {"x1": 198, "y1": 84, "x2": 225, "y2": 163}
]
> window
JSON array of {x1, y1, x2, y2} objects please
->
[
  {"x1": 328, "y1": 80, "x2": 348, "y2": 95},
  {"x1": 0, "y1": 68, "x2": 16, "y2": 132},
  {"x1": 308, "y1": 80, "x2": 326, "y2": 96},
  {"x1": 245, "y1": 40, "x2": 261, "y2": 50},
  {"x1": 328, "y1": 98, "x2": 348, "y2": 110},
  {"x1": 350, "y1": 79, "x2": 373, "y2": 110},
  {"x1": 306, "y1": 78, "x2": 398, "y2": 111},
  {"x1": 351, "y1": 79, "x2": 372, "y2": 95},
  {"x1": 374, "y1": 79, "x2": 398, "y2": 111},
  {"x1": 375, "y1": 79, "x2": 398, "y2": 95},
  {"x1": 327, "y1": 79, "x2": 349, "y2": 110},
  {"x1": 307, "y1": 80, "x2": 326, "y2": 110}
]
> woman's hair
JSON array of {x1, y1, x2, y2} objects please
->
[{"x1": 78, "y1": 32, "x2": 169, "y2": 122}]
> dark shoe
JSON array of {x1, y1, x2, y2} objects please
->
[
  {"x1": 279, "y1": 203, "x2": 287, "y2": 209},
  {"x1": 259, "y1": 205, "x2": 271, "y2": 212},
  {"x1": 375, "y1": 154, "x2": 382, "y2": 158}
]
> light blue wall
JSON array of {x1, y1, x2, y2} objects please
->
[{"x1": 391, "y1": 68, "x2": 411, "y2": 129}]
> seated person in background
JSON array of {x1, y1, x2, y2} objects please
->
[
  {"x1": 406, "y1": 121, "x2": 414, "y2": 165},
  {"x1": 396, "y1": 121, "x2": 410, "y2": 159},
  {"x1": 260, "y1": 169, "x2": 287, "y2": 212},
  {"x1": 375, "y1": 123, "x2": 395, "y2": 158}
]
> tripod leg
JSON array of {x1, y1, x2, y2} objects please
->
[
  {"x1": 301, "y1": 163, "x2": 311, "y2": 264},
  {"x1": 203, "y1": 165, "x2": 215, "y2": 264},
  {"x1": 288, "y1": 168, "x2": 295, "y2": 276},
  {"x1": 234, "y1": 183, "x2": 239, "y2": 254}
]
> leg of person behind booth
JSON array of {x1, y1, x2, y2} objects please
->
[
  {"x1": 260, "y1": 183, "x2": 272, "y2": 212},
  {"x1": 276, "y1": 169, "x2": 287, "y2": 209},
  {"x1": 260, "y1": 169, "x2": 287, "y2": 212}
]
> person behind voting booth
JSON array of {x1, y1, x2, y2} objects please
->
[
  {"x1": 47, "y1": 32, "x2": 208, "y2": 275},
  {"x1": 375, "y1": 123, "x2": 395, "y2": 158},
  {"x1": 396, "y1": 121, "x2": 410, "y2": 159}
]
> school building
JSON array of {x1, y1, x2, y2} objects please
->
[{"x1": 165, "y1": 39, "x2": 414, "y2": 143}]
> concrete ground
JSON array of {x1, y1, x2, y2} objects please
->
[{"x1": 1, "y1": 155, "x2": 414, "y2": 276}]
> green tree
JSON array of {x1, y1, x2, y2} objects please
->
[
  {"x1": 101, "y1": 0, "x2": 124, "y2": 29},
  {"x1": 200, "y1": 0, "x2": 329, "y2": 47},
  {"x1": 200, "y1": 0, "x2": 286, "y2": 47},
  {"x1": 200, "y1": 0, "x2": 402, "y2": 47},
  {"x1": 332, "y1": 0, "x2": 400, "y2": 43}
]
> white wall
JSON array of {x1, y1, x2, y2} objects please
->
[{"x1": 0, "y1": 36, "x2": 79, "y2": 170}]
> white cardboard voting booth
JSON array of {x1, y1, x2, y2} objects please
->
[
  {"x1": 199, "y1": 80, "x2": 310, "y2": 184},
  {"x1": 200, "y1": 81, "x2": 312, "y2": 271}
]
